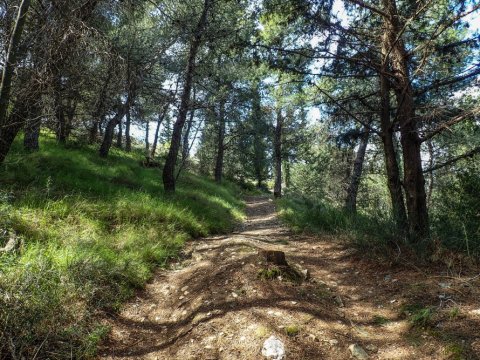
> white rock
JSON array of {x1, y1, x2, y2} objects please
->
[
  {"x1": 262, "y1": 335, "x2": 285, "y2": 360},
  {"x1": 349, "y1": 344, "x2": 368, "y2": 359}
]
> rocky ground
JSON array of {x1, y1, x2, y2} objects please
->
[{"x1": 100, "y1": 196, "x2": 480, "y2": 359}]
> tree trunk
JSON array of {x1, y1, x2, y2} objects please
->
[
  {"x1": 151, "y1": 104, "x2": 169, "y2": 158},
  {"x1": 0, "y1": 108, "x2": 26, "y2": 163},
  {"x1": 285, "y1": 160, "x2": 291, "y2": 188},
  {"x1": 99, "y1": 105, "x2": 127, "y2": 158},
  {"x1": 53, "y1": 75, "x2": 68, "y2": 145},
  {"x1": 273, "y1": 108, "x2": 283, "y2": 198},
  {"x1": 90, "y1": 62, "x2": 114, "y2": 144},
  {"x1": 23, "y1": 103, "x2": 41, "y2": 152},
  {"x1": 182, "y1": 87, "x2": 196, "y2": 162},
  {"x1": 252, "y1": 82, "x2": 265, "y2": 188},
  {"x1": 116, "y1": 117, "x2": 123, "y2": 148},
  {"x1": 125, "y1": 105, "x2": 132, "y2": 152},
  {"x1": 0, "y1": 0, "x2": 31, "y2": 164},
  {"x1": 379, "y1": 29, "x2": 408, "y2": 229},
  {"x1": 382, "y1": 0, "x2": 429, "y2": 239},
  {"x1": 345, "y1": 127, "x2": 370, "y2": 212},
  {"x1": 214, "y1": 102, "x2": 226, "y2": 183},
  {"x1": 145, "y1": 119, "x2": 149, "y2": 155},
  {"x1": 182, "y1": 109, "x2": 195, "y2": 162},
  {"x1": 162, "y1": 0, "x2": 211, "y2": 192}
]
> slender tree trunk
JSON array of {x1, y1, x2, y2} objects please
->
[
  {"x1": 53, "y1": 75, "x2": 68, "y2": 144},
  {"x1": 382, "y1": 0, "x2": 429, "y2": 239},
  {"x1": 99, "y1": 105, "x2": 127, "y2": 157},
  {"x1": 284, "y1": 160, "x2": 291, "y2": 188},
  {"x1": 151, "y1": 104, "x2": 169, "y2": 158},
  {"x1": 162, "y1": 0, "x2": 211, "y2": 192},
  {"x1": 182, "y1": 87, "x2": 196, "y2": 162},
  {"x1": 64, "y1": 97, "x2": 76, "y2": 140},
  {"x1": 0, "y1": 0, "x2": 31, "y2": 164},
  {"x1": 214, "y1": 102, "x2": 226, "y2": 183},
  {"x1": 125, "y1": 105, "x2": 132, "y2": 152},
  {"x1": 90, "y1": 62, "x2": 114, "y2": 144},
  {"x1": 116, "y1": 117, "x2": 123, "y2": 148},
  {"x1": 182, "y1": 109, "x2": 195, "y2": 162},
  {"x1": 23, "y1": 102, "x2": 41, "y2": 151},
  {"x1": 345, "y1": 127, "x2": 369, "y2": 212},
  {"x1": 145, "y1": 119, "x2": 149, "y2": 155},
  {"x1": 273, "y1": 108, "x2": 283, "y2": 198},
  {"x1": 252, "y1": 82, "x2": 265, "y2": 188}
]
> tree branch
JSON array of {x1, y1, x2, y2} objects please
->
[{"x1": 423, "y1": 146, "x2": 480, "y2": 173}]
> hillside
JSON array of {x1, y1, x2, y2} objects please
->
[{"x1": 0, "y1": 137, "x2": 244, "y2": 359}]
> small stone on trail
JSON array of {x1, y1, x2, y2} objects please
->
[
  {"x1": 181, "y1": 286, "x2": 189, "y2": 292},
  {"x1": 438, "y1": 282, "x2": 451, "y2": 289},
  {"x1": 232, "y1": 292, "x2": 238, "y2": 298},
  {"x1": 261, "y1": 335, "x2": 285, "y2": 360},
  {"x1": 349, "y1": 344, "x2": 369, "y2": 359}
]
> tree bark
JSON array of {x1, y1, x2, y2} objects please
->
[
  {"x1": 0, "y1": 0, "x2": 31, "y2": 163},
  {"x1": 273, "y1": 108, "x2": 283, "y2": 198},
  {"x1": 382, "y1": 0, "x2": 429, "y2": 239},
  {"x1": 379, "y1": 27, "x2": 408, "y2": 229},
  {"x1": 99, "y1": 105, "x2": 127, "y2": 158},
  {"x1": 345, "y1": 127, "x2": 369, "y2": 212},
  {"x1": 162, "y1": 0, "x2": 211, "y2": 192},
  {"x1": 214, "y1": 102, "x2": 226, "y2": 183}
]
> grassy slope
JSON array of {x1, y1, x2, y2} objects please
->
[
  {"x1": 277, "y1": 195, "x2": 400, "y2": 255},
  {"x1": 0, "y1": 136, "x2": 244, "y2": 359}
]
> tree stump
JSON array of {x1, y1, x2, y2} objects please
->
[{"x1": 261, "y1": 250, "x2": 288, "y2": 266}]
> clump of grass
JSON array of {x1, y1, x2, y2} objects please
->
[
  {"x1": 401, "y1": 304, "x2": 435, "y2": 328},
  {"x1": 372, "y1": 315, "x2": 390, "y2": 326},
  {"x1": 0, "y1": 135, "x2": 244, "y2": 359},
  {"x1": 258, "y1": 266, "x2": 282, "y2": 280},
  {"x1": 284, "y1": 324, "x2": 300, "y2": 336}
]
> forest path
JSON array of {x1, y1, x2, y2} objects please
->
[{"x1": 100, "y1": 196, "x2": 480, "y2": 360}]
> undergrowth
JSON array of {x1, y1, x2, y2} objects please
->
[
  {"x1": 0, "y1": 136, "x2": 244, "y2": 359},
  {"x1": 277, "y1": 195, "x2": 401, "y2": 256},
  {"x1": 277, "y1": 194, "x2": 480, "y2": 261}
]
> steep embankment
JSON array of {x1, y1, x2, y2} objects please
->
[{"x1": 0, "y1": 137, "x2": 244, "y2": 359}]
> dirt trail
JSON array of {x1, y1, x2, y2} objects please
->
[{"x1": 100, "y1": 196, "x2": 480, "y2": 359}]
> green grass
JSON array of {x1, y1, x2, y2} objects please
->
[
  {"x1": 277, "y1": 195, "x2": 401, "y2": 255},
  {"x1": 0, "y1": 135, "x2": 244, "y2": 359}
]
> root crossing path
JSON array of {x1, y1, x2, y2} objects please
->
[{"x1": 100, "y1": 196, "x2": 480, "y2": 360}]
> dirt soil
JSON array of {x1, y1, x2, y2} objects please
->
[{"x1": 100, "y1": 196, "x2": 480, "y2": 359}]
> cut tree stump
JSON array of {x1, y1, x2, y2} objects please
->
[{"x1": 261, "y1": 250, "x2": 288, "y2": 266}]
